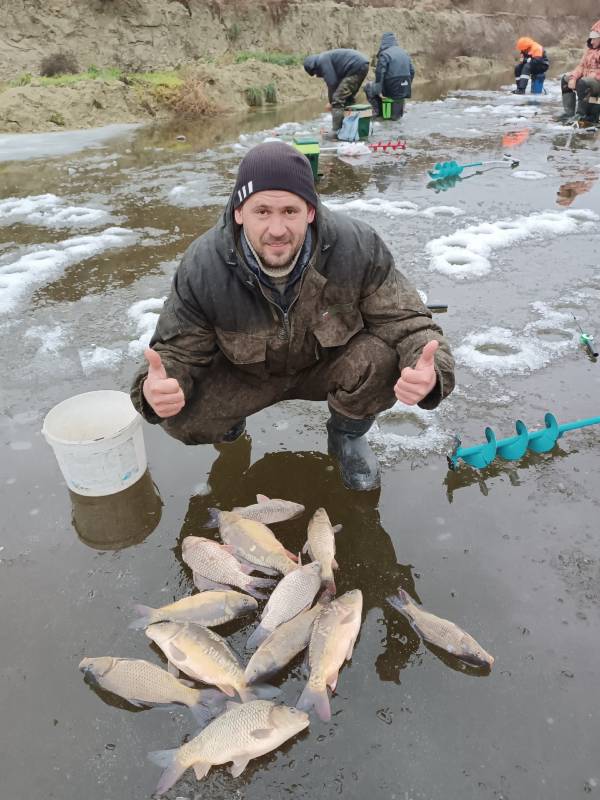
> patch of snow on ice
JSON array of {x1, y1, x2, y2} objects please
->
[
  {"x1": 128, "y1": 297, "x2": 166, "y2": 356},
  {"x1": 0, "y1": 194, "x2": 112, "y2": 229},
  {"x1": 79, "y1": 347, "x2": 123, "y2": 375},
  {"x1": 427, "y1": 209, "x2": 598, "y2": 279},
  {"x1": 0, "y1": 227, "x2": 138, "y2": 312},
  {"x1": 513, "y1": 170, "x2": 546, "y2": 180}
]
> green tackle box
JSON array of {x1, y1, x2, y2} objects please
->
[{"x1": 292, "y1": 135, "x2": 320, "y2": 180}]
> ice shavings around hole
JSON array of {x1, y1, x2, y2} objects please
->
[
  {"x1": 513, "y1": 170, "x2": 546, "y2": 180},
  {"x1": 368, "y1": 402, "x2": 450, "y2": 461},
  {"x1": 455, "y1": 305, "x2": 577, "y2": 375},
  {"x1": 427, "y1": 209, "x2": 598, "y2": 279},
  {"x1": 0, "y1": 227, "x2": 139, "y2": 313},
  {"x1": 128, "y1": 297, "x2": 166, "y2": 356},
  {"x1": 0, "y1": 194, "x2": 112, "y2": 229},
  {"x1": 324, "y1": 196, "x2": 463, "y2": 219}
]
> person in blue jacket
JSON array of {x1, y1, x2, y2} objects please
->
[
  {"x1": 304, "y1": 48, "x2": 369, "y2": 134},
  {"x1": 364, "y1": 32, "x2": 415, "y2": 120}
]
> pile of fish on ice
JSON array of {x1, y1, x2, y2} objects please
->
[{"x1": 79, "y1": 495, "x2": 494, "y2": 794}]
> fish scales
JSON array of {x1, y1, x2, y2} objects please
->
[
  {"x1": 149, "y1": 700, "x2": 309, "y2": 794},
  {"x1": 218, "y1": 512, "x2": 297, "y2": 575}
]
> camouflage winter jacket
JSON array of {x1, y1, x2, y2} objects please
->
[{"x1": 130, "y1": 200, "x2": 455, "y2": 421}]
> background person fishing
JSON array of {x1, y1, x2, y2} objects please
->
[
  {"x1": 559, "y1": 20, "x2": 600, "y2": 123},
  {"x1": 512, "y1": 36, "x2": 549, "y2": 94},
  {"x1": 303, "y1": 48, "x2": 369, "y2": 136},
  {"x1": 364, "y1": 32, "x2": 415, "y2": 120},
  {"x1": 130, "y1": 141, "x2": 455, "y2": 492}
]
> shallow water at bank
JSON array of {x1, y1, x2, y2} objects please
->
[{"x1": 1, "y1": 74, "x2": 600, "y2": 800}]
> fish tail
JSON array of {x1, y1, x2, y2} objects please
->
[
  {"x1": 202, "y1": 507, "x2": 220, "y2": 528},
  {"x1": 128, "y1": 604, "x2": 156, "y2": 629},
  {"x1": 246, "y1": 624, "x2": 269, "y2": 650},
  {"x1": 147, "y1": 749, "x2": 186, "y2": 796},
  {"x1": 189, "y1": 689, "x2": 227, "y2": 727},
  {"x1": 296, "y1": 683, "x2": 331, "y2": 722},
  {"x1": 386, "y1": 588, "x2": 412, "y2": 613}
]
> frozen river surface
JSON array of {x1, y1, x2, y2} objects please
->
[{"x1": 1, "y1": 77, "x2": 600, "y2": 800}]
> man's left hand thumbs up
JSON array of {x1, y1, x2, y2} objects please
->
[{"x1": 393, "y1": 340, "x2": 439, "y2": 405}]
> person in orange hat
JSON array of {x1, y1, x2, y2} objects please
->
[
  {"x1": 513, "y1": 37, "x2": 549, "y2": 94},
  {"x1": 559, "y1": 20, "x2": 600, "y2": 123}
]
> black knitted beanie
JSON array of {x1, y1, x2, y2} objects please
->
[{"x1": 233, "y1": 141, "x2": 318, "y2": 209}]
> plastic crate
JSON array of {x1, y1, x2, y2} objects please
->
[{"x1": 292, "y1": 135, "x2": 320, "y2": 180}]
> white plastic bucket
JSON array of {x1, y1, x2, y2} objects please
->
[{"x1": 42, "y1": 390, "x2": 147, "y2": 497}]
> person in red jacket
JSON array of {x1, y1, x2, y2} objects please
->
[
  {"x1": 512, "y1": 36, "x2": 549, "y2": 94},
  {"x1": 559, "y1": 20, "x2": 600, "y2": 122}
]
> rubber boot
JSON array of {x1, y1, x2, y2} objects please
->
[
  {"x1": 556, "y1": 90, "x2": 576, "y2": 122},
  {"x1": 326, "y1": 409, "x2": 380, "y2": 491},
  {"x1": 331, "y1": 107, "x2": 344, "y2": 134},
  {"x1": 220, "y1": 419, "x2": 246, "y2": 443},
  {"x1": 511, "y1": 77, "x2": 528, "y2": 94}
]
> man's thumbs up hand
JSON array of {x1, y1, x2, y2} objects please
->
[
  {"x1": 393, "y1": 340, "x2": 439, "y2": 405},
  {"x1": 142, "y1": 348, "x2": 185, "y2": 418}
]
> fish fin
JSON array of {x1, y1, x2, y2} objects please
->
[
  {"x1": 244, "y1": 577, "x2": 277, "y2": 600},
  {"x1": 331, "y1": 558, "x2": 339, "y2": 570},
  {"x1": 326, "y1": 671, "x2": 339, "y2": 692},
  {"x1": 226, "y1": 700, "x2": 241, "y2": 711},
  {"x1": 251, "y1": 728, "x2": 273, "y2": 740},
  {"x1": 167, "y1": 642, "x2": 187, "y2": 662},
  {"x1": 230, "y1": 758, "x2": 251, "y2": 778},
  {"x1": 297, "y1": 684, "x2": 331, "y2": 722},
  {"x1": 386, "y1": 588, "x2": 413, "y2": 613},
  {"x1": 254, "y1": 565, "x2": 279, "y2": 576},
  {"x1": 345, "y1": 636, "x2": 358, "y2": 661},
  {"x1": 147, "y1": 749, "x2": 186, "y2": 796},
  {"x1": 246, "y1": 624, "x2": 269, "y2": 650},
  {"x1": 192, "y1": 761, "x2": 211, "y2": 780},
  {"x1": 128, "y1": 699, "x2": 147, "y2": 708},
  {"x1": 167, "y1": 660, "x2": 179, "y2": 677},
  {"x1": 238, "y1": 563, "x2": 255, "y2": 575},
  {"x1": 203, "y1": 508, "x2": 220, "y2": 529},
  {"x1": 193, "y1": 574, "x2": 231, "y2": 592},
  {"x1": 284, "y1": 549, "x2": 299, "y2": 562},
  {"x1": 256, "y1": 494, "x2": 270, "y2": 503},
  {"x1": 128, "y1": 604, "x2": 156, "y2": 629},
  {"x1": 332, "y1": 524, "x2": 343, "y2": 534},
  {"x1": 244, "y1": 683, "x2": 280, "y2": 701},
  {"x1": 190, "y1": 689, "x2": 227, "y2": 727},
  {"x1": 217, "y1": 683, "x2": 237, "y2": 697},
  {"x1": 221, "y1": 543, "x2": 237, "y2": 554},
  {"x1": 178, "y1": 678, "x2": 195, "y2": 688},
  {"x1": 301, "y1": 541, "x2": 310, "y2": 554}
]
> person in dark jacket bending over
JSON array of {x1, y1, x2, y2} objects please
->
[
  {"x1": 130, "y1": 141, "x2": 455, "y2": 491},
  {"x1": 303, "y1": 48, "x2": 369, "y2": 135},
  {"x1": 365, "y1": 32, "x2": 415, "y2": 120}
]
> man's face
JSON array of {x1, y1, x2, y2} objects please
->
[
  {"x1": 592, "y1": 36, "x2": 600, "y2": 49},
  {"x1": 234, "y1": 190, "x2": 315, "y2": 271}
]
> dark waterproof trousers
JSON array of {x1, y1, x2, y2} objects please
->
[
  {"x1": 161, "y1": 332, "x2": 398, "y2": 445},
  {"x1": 561, "y1": 73, "x2": 600, "y2": 120},
  {"x1": 364, "y1": 81, "x2": 405, "y2": 120},
  {"x1": 331, "y1": 65, "x2": 369, "y2": 131}
]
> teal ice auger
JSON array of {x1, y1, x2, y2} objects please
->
[
  {"x1": 447, "y1": 413, "x2": 600, "y2": 470},
  {"x1": 428, "y1": 154, "x2": 519, "y2": 180}
]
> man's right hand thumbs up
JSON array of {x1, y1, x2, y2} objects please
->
[{"x1": 142, "y1": 348, "x2": 185, "y2": 418}]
